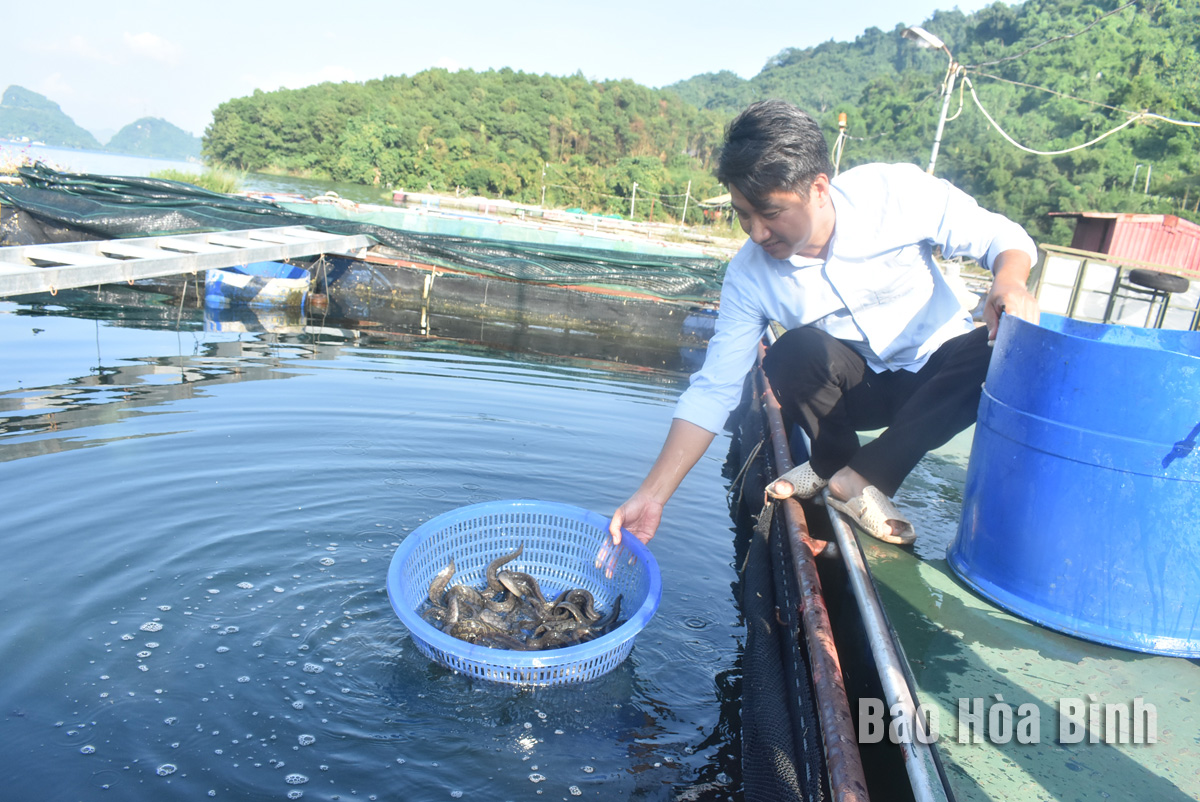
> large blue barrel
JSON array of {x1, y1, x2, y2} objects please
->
[{"x1": 948, "y1": 313, "x2": 1200, "y2": 656}]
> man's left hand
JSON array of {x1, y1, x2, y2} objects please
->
[{"x1": 984, "y1": 251, "x2": 1040, "y2": 341}]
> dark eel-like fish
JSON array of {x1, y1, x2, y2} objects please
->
[
  {"x1": 427, "y1": 559, "x2": 456, "y2": 606},
  {"x1": 498, "y1": 570, "x2": 547, "y2": 606},
  {"x1": 485, "y1": 544, "x2": 523, "y2": 594},
  {"x1": 420, "y1": 543, "x2": 626, "y2": 652}
]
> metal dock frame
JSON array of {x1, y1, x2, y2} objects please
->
[{"x1": 0, "y1": 226, "x2": 373, "y2": 298}]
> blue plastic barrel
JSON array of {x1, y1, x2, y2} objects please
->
[{"x1": 948, "y1": 313, "x2": 1200, "y2": 657}]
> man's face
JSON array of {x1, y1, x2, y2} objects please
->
[{"x1": 729, "y1": 177, "x2": 834, "y2": 261}]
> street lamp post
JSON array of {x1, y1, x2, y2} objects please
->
[{"x1": 902, "y1": 25, "x2": 960, "y2": 176}]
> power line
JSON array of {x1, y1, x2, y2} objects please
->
[
  {"x1": 971, "y1": 71, "x2": 1137, "y2": 115},
  {"x1": 964, "y1": 75, "x2": 1142, "y2": 156}
]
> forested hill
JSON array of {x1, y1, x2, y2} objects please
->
[
  {"x1": 204, "y1": 0, "x2": 1200, "y2": 241},
  {"x1": 107, "y1": 117, "x2": 202, "y2": 160},
  {"x1": 0, "y1": 85, "x2": 101, "y2": 150},
  {"x1": 678, "y1": 0, "x2": 1200, "y2": 241},
  {"x1": 204, "y1": 71, "x2": 728, "y2": 221}
]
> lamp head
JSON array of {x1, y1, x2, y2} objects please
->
[{"x1": 902, "y1": 26, "x2": 947, "y2": 51}]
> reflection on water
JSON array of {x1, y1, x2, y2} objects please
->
[{"x1": 0, "y1": 290, "x2": 744, "y2": 800}]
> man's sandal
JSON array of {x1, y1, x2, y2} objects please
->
[
  {"x1": 827, "y1": 486, "x2": 916, "y2": 545},
  {"x1": 766, "y1": 462, "x2": 827, "y2": 501}
]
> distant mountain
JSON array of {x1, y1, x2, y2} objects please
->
[
  {"x1": 0, "y1": 85, "x2": 102, "y2": 149},
  {"x1": 106, "y1": 117, "x2": 201, "y2": 160}
]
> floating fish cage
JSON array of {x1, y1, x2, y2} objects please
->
[{"x1": 387, "y1": 500, "x2": 662, "y2": 686}]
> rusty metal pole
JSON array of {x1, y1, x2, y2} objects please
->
[{"x1": 756, "y1": 348, "x2": 869, "y2": 802}]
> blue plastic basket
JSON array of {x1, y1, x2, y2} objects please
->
[{"x1": 386, "y1": 499, "x2": 661, "y2": 685}]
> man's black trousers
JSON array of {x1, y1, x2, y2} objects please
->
[{"x1": 761, "y1": 325, "x2": 991, "y2": 496}]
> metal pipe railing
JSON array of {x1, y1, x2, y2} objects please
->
[{"x1": 822, "y1": 500, "x2": 949, "y2": 802}]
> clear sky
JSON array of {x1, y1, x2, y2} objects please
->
[{"x1": 2, "y1": 0, "x2": 998, "y2": 141}]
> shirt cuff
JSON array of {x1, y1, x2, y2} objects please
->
[
  {"x1": 985, "y1": 232, "x2": 1038, "y2": 272},
  {"x1": 672, "y1": 389, "x2": 732, "y2": 435}
]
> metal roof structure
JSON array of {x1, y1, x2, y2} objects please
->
[{"x1": 1049, "y1": 211, "x2": 1200, "y2": 278}]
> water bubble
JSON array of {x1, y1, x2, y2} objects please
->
[
  {"x1": 274, "y1": 587, "x2": 285, "y2": 593},
  {"x1": 302, "y1": 664, "x2": 323, "y2": 674},
  {"x1": 164, "y1": 717, "x2": 177, "y2": 725},
  {"x1": 395, "y1": 758, "x2": 406, "y2": 765},
  {"x1": 582, "y1": 766, "x2": 594, "y2": 774},
  {"x1": 287, "y1": 792, "x2": 303, "y2": 800},
  {"x1": 146, "y1": 642, "x2": 160, "y2": 648},
  {"x1": 121, "y1": 634, "x2": 135, "y2": 641},
  {"x1": 237, "y1": 676, "x2": 251, "y2": 684},
  {"x1": 138, "y1": 665, "x2": 149, "y2": 672},
  {"x1": 319, "y1": 558, "x2": 335, "y2": 566},
  {"x1": 292, "y1": 701, "x2": 304, "y2": 710},
  {"x1": 529, "y1": 773, "x2": 545, "y2": 783},
  {"x1": 207, "y1": 589, "x2": 220, "y2": 595},
  {"x1": 156, "y1": 764, "x2": 177, "y2": 776},
  {"x1": 285, "y1": 773, "x2": 308, "y2": 785},
  {"x1": 451, "y1": 792, "x2": 463, "y2": 799},
  {"x1": 140, "y1": 622, "x2": 163, "y2": 633},
  {"x1": 237, "y1": 582, "x2": 254, "y2": 589},
  {"x1": 138, "y1": 651, "x2": 152, "y2": 659},
  {"x1": 298, "y1": 734, "x2": 316, "y2": 746},
  {"x1": 158, "y1": 605, "x2": 171, "y2": 611},
  {"x1": 569, "y1": 787, "x2": 582, "y2": 797},
  {"x1": 224, "y1": 626, "x2": 239, "y2": 634},
  {"x1": 80, "y1": 745, "x2": 95, "y2": 755},
  {"x1": 523, "y1": 722, "x2": 532, "y2": 729},
  {"x1": 217, "y1": 646, "x2": 230, "y2": 654}
]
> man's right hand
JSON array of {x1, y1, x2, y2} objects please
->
[
  {"x1": 608, "y1": 491, "x2": 664, "y2": 546},
  {"x1": 599, "y1": 492, "x2": 662, "y2": 578},
  {"x1": 603, "y1": 417, "x2": 715, "y2": 558}
]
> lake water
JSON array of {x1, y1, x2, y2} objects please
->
[{"x1": 0, "y1": 289, "x2": 744, "y2": 800}]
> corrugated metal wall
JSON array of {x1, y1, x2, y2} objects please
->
[{"x1": 1062, "y1": 213, "x2": 1200, "y2": 277}]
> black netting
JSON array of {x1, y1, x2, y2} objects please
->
[{"x1": 0, "y1": 163, "x2": 726, "y2": 301}]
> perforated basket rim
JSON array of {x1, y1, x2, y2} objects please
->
[{"x1": 386, "y1": 499, "x2": 661, "y2": 677}]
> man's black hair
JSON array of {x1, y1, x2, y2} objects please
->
[{"x1": 716, "y1": 100, "x2": 833, "y2": 209}]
